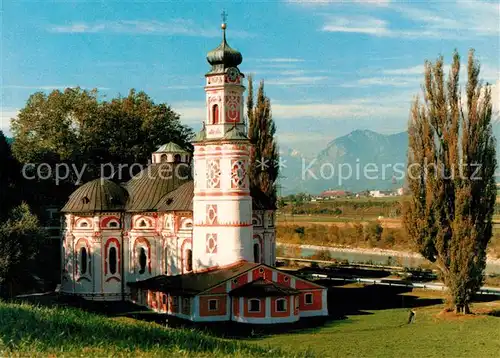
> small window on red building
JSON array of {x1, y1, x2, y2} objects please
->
[
  {"x1": 208, "y1": 299, "x2": 218, "y2": 311},
  {"x1": 305, "y1": 293, "x2": 313, "y2": 305},
  {"x1": 276, "y1": 298, "x2": 287, "y2": 312},
  {"x1": 249, "y1": 299, "x2": 261, "y2": 312}
]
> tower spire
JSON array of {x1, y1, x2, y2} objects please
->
[{"x1": 221, "y1": 10, "x2": 227, "y2": 42}]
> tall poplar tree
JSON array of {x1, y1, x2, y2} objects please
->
[
  {"x1": 246, "y1": 76, "x2": 279, "y2": 205},
  {"x1": 403, "y1": 50, "x2": 496, "y2": 314}
]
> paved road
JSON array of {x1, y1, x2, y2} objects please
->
[{"x1": 311, "y1": 274, "x2": 500, "y2": 296}]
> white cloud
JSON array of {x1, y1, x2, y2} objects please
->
[
  {"x1": 322, "y1": 16, "x2": 391, "y2": 36},
  {"x1": 397, "y1": 1, "x2": 500, "y2": 37},
  {"x1": 342, "y1": 76, "x2": 420, "y2": 88},
  {"x1": 318, "y1": 2, "x2": 499, "y2": 39},
  {"x1": 255, "y1": 58, "x2": 305, "y2": 63},
  {"x1": 266, "y1": 76, "x2": 330, "y2": 86},
  {"x1": 171, "y1": 101, "x2": 205, "y2": 125},
  {"x1": 49, "y1": 19, "x2": 253, "y2": 38},
  {"x1": 272, "y1": 93, "x2": 411, "y2": 120},
  {"x1": 4, "y1": 85, "x2": 110, "y2": 90},
  {"x1": 382, "y1": 65, "x2": 424, "y2": 76},
  {"x1": 286, "y1": 0, "x2": 391, "y2": 7},
  {"x1": 0, "y1": 108, "x2": 18, "y2": 136}
]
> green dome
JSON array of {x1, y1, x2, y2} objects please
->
[
  {"x1": 125, "y1": 163, "x2": 192, "y2": 212},
  {"x1": 206, "y1": 28, "x2": 242, "y2": 72},
  {"x1": 156, "y1": 142, "x2": 189, "y2": 153},
  {"x1": 61, "y1": 179, "x2": 128, "y2": 213}
]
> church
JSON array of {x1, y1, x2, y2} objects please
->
[{"x1": 59, "y1": 20, "x2": 328, "y2": 324}]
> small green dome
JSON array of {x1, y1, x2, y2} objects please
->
[
  {"x1": 156, "y1": 142, "x2": 189, "y2": 154},
  {"x1": 61, "y1": 179, "x2": 128, "y2": 213}
]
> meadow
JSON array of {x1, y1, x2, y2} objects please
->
[
  {"x1": 1, "y1": 286, "x2": 499, "y2": 357},
  {"x1": 277, "y1": 197, "x2": 500, "y2": 259},
  {"x1": 0, "y1": 301, "x2": 304, "y2": 357}
]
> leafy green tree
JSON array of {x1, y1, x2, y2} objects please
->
[
  {"x1": 0, "y1": 203, "x2": 47, "y2": 298},
  {"x1": 0, "y1": 131, "x2": 23, "y2": 221},
  {"x1": 11, "y1": 88, "x2": 193, "y2": 205},
  {"x1": 403, "y1": 50, "x2": 496, "y2": 314},
  {"x1": 246, "y1": 76, "x2": 279, "y2": 205}
]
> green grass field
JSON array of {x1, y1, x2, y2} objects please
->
[
  {"x1": 0, "y1": 301, "x2": 303, "y2": 357},
  {"x1": 2, "y1": 287, "x2": 499, "y2": 357},
  {"x1": 249, "y1": 304, "x2": 500, "y2": 357}
]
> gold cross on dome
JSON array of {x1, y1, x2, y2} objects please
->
[{"x1": 221, "y1": 10, "x2": 227, "y2": 24}]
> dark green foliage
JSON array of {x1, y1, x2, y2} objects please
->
[
  {"x1": 403, "y1": 50, "x2": 496, "y2": 313},
  {"x1": 0, "y1": 203, "x2": 47, "y2": 298},
  {"x1": 247, "y1": 77, "x2": 279, "y2": 205},
  {"x1": 0, "y1": 131, "x2": 23, "y2": 221},
  {"x1": 11, "y1": 88, "x2": 193, "y2": 206}
]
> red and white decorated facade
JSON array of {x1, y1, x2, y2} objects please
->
[{"x1": 60, "y1": 22, "x2": 328, "y2": 323}]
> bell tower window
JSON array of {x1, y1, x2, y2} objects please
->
[{"x1": 212, "y1": 104, "x2": 219, "y2": 124}]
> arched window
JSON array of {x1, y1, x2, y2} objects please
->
[
  {"x1": 174, "y1": 154, "x2": 181, "y2": 163},
  {"x1": 253, "y1": 243, "x2": 260, "y2": 263},
  {"x1": 138, "y1": 247, "x2": 147, "y2": 274},
  {"x1": 109, "y1": 247, "x2": 117, "y2": 275},
  {"x1": 80, "y1": 247, "x2": 88, "y2": 275},
  {"x1": 186, "y1": 249, "x2": 193, "y2": 272},
  {"x1": 161, "y1": 154, "x2": 167, "y2": 162},
  {"x1": 212, "y1": 104, "x2": 219, "y2": 124}
]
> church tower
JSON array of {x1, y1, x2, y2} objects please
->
[{"x1": 191, "y1": 18, "x2": 253, "y2": 271}]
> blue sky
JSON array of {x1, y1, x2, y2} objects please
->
[{"x1": 1, "y1": 0, "x2": 499, "y2": 155}]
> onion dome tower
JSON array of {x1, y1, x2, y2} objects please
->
[
  {"x1": 197, "y1": 14, "x2": 246, "y2": 141},
  {"x1": 191, "y1": 16, "x2": 254, "y2": 271}
]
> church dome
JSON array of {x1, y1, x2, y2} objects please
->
[
  {"x1": 125, "y1": 163, "x2": 192, "y2": 212},
  {"x1": 61, "y1": 179, "x2": 128, "y2": 213},
  {"x1": 206, "y1": 24, "x2": 242, "y2": 72}
]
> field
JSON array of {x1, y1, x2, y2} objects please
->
[
  {"x1": 1, "y1": 286, "x2": 499, "y2": 357},
  {"x1": 277, "y1": 197, "x2": 500, "y2": 258},
  {"x1": 0, "y1": 300, "x2": 299, "y2": 357}
]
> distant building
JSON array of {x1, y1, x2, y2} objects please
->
[
  {"x1": 320, "y1": 190, "x2": 352, "y2": 199},
  {"x1": 369, "y1": 190, "x2": 394, "y2": 198}
]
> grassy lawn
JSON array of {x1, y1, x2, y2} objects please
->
[
  {"x1": 246, "y1": 288, "x2": 500, "y2": 358},
  {"x1": 1, "y1": 287, "x2": 499, "y2": 357},
  {"x1": 0, "y1": 300, "x2": 305, "y2": 357},
  {"x1": 249, "y1": 306, "x2": 500, "y2": 357}
]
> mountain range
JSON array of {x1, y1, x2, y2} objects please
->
[
  {"x1": 279, "y1": 122, "x2": 500, "y2": 195},
  {"x1": 278, "y1": 130, "x2": 408, "y2": 195}
]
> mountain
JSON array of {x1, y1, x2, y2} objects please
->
[{"x1": 279, "y1": 130, "x2": 408, "y2": 195}]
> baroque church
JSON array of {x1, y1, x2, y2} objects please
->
[{"x1": 60, "y1": 21, "x2": 328, "y2": 324}]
